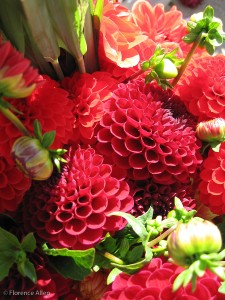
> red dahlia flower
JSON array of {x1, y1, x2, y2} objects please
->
[
  {"x1": 22, "y1": 146, "x2": 134, "y2": 250},
  {"x1": 102, "y1": 257, "x2": 223, "y2": 300},
  {"x1": 95, "y1": 79, "x2": 202, "y2": 185},
  {"x1": 0, "y1": 75, "x2": 74, "y2": 164},
  {"x1": 62, "y1": 72, "x2": 117, "y2": 143},
  {"x1": 175, "y1": 55, "x2": 225, "y2": 121},
  {"x1": 180, "y1": 0, "x2": 203, "y2": 8},
  {"x1": 199, "y1": 142, "x2": 225, "y2": 215},
  {"x1": 0, "y1": 41, "x2": 39, "y2": 98},
  {"x1": 0, "y1": 155, "x2": 31, "y2": 212}
]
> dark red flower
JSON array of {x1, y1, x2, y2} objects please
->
[
  {"x1": 102, "y1": 257, "x2": 223, "y2": 300},
  {"x1": 199, "y1": 142, "x2": 225, "y2": 215},
  {"x1": 62, "y1": 72, "x2": 117, "y2": 143},
  {"x1": 0, "y1": 155, "x2": 31, "y2": 212},
  {"x1": 0, "y1": 75, "x2": 74, "y2": 165},
  {"x1": 22, "y1": 146, "x2": 134, "y2": 250},
  {"x1": 180, "y1": 0, "x2": 203, "y2": 8},
  {"x1": 95, "y1": 79, "x2": 202, "y2": 185},
  {"x1": 175, "y1": 55, "x2": 225, "y2": 121},
  {"x1": 129, "y1": 179, "x2": 196, "y2": 218}
]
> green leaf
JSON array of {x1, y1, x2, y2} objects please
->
[
  {"x1": 108, "y1": 212, "x2": 148, "y2": 242},
  {"x1": 119, "y1": 238, "x2": 130, "y2": 258},
  {"x1": 127, "y1": 245, "x2": 144, "y2": 263},
  {"x1": 41, "y1": 130, "x2": 56, "y2": 148},
  {"x1": 218, "y1": 281, "x2": 225, "y2": 294},
  {"x1": 0, "y1": 227, "x2": 21, "y2": 251},
  {"x1": 205, "y1": 42, "x2": 215, "y2": 55},
  {"x1": 33, "y1": 119, "x2": 43, "y2": 141},
  {"x1": 173, "y1": 269, "x2": 190, "y2": 292},
  {"x1": 107, "y1": 268, "x2": 122, "y2": 285},
  {"x1": 137, "y1": 206, "x2": 154, "y2": 226},
  {"x1": 17, "y1": 258, "x2": 37, "y2": 283},
  {"x1": 208, "y1": 29, "x2": 223, "y2": 46},
  {"x1": 21, "y1": 233, "x2": 36, "y2": 253},
  {"x1": 203, "y1": 5, "x2": 214, "y2": 21},
  {"x1": 42, "y1": 244, "x2": 95, "y2": 281},
  {"x1": 0, "y1": 256, "x2": 15, "y2": 281}
]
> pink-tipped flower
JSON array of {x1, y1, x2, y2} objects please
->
[
  {"x1": 167, "y1": 218, "x2": 222, "y2": 267},
  {"x1": 11, "y1": 136, "x2": 53, "y2": 180},
  {"x1": 0, "y1": 41, "x2": 39, "y2": 98},
  {"x1": 196, "y1": 118, "x2": 225, "y2": 142}
]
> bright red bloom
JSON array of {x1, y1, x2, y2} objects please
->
[
  {"x1": 102, "y1": 257, "x2": 223, "y2": 300},
  {"x1": 0, "y1": 155, "x2": 31, "y2": 212},
  {"x1": 0, "y1": 41, "x2": 39, "y2": 98},
  {"x1": 0, "y1": 75, "x2": 74, "y2": 164},
  {"x1": 199, "y1": 142, "x2": 225, "y2": 215},
  {"x1": 95, "y1": 79, "x2": 202, "y2": 185},
  {"x1": 129, "y1": 179, "x2": 196, "y2": 218},
  {"x1": 62, "y1": 72, "x2": 117, "y2": 143},
  {"x1": 175, "y1": 55, "x2": 225, "y2": 121},
  {"x1": 22, "y1": 146, "x2": 134, "y2": 250}
]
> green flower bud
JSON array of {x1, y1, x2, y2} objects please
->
[
  {"x1": 196, "y1": 118, "x2": 225, "y2": 142},
  {"x1": 11, "y1": 136, "x2": 53, "y2": 180},
  {"x1": 154, "y1": 58, "x2": 178, "y2": 79},
  {"x1": 167, "y1": 218, "x2": 222, "y2": 266}
]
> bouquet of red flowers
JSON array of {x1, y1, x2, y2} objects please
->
[{"x1": 1, "y1": 0, "x2": 225, "y2": 299}]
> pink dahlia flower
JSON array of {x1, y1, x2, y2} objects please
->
[
  {"x1": 0, "y1": 41, "x2": 39, "y2": 98},
  {"x1": 95, "y1": 79, "x2": 202, "y2": 185},
  {"x1": 175, "y1": 55, "x2": 225, "y2": 121},
  {"x1": 0, "y1": 155, "x2": 31, "y2": 212},
  {"x1": 62, "y1": 72, "x2": 117, "y2": 143},
  {"x1": 102, "y1": 257, "x2": 223, "y2": 300},
  {"x1": 199, "y1": 142, "x2": 225, "y2": 215},
  {"x1": 0, "y1": 75, "x2": 74, "y2": 164},
  {"x1": 22, "y1": 146, "x2": 134, "y2": 250}
]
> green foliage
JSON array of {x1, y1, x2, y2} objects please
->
[
  {"x1": 0, "y1": 228, "x2": 37, "y2": 282},
  {"x1": 42, "y1": 243, "x2": 95, "y2": 281},
  {"x1": 183, "y1": 5, "x2": 225, "y2": 55}
]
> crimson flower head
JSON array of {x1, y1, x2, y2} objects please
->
[
  {"x1": 0, "y1": 41, "x2": 39, "y2": 98},
  {"x1": 22, "y1": 146, "x2": 134, "y2": 250},
  {"x1": 180, "y1": 0, "x2": 204, "y2": 8}
]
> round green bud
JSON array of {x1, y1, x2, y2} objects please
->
[
  {"x1": 167, "y1": 218, "x2": 222, "y2": 266},
  {"x1": 154, "y1": 58, "x2": 178, "y2": 79},
  {"x1": 11, "y1": 136, "x2": 53, "y2": 180}
]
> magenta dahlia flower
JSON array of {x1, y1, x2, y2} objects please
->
[
  {"x1": 199, "y1": 142, "x2": 225, "y2": 215},
  {"x1": 22, "y1": 146, "x2": 134, "y2": 250},
  {"x1": 95, "y1": 79, "x2": 202, "y2": 185},
  {"x1": 102, "y1": 257, "x2": 223, "y2": 300},
  {"x1": 0, "y1": 155, "x2": 31, "y2": 212},
  {"x1": 180, "y1": 0, "x2": 203, "y2": 8}
]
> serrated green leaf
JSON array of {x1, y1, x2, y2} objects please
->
[
  {"x1": 107, "y1": 268, "x2": 122, "y2": 285},
  {"x1": 0, "y1": 256, "x2": 15, "y2": 281},
  {"x1": 42, "y1": 244, "x2": 95, "y2": 281},
  {"x1": 0, "y1": 227, "x2": 21, "y2": 251},
  {"x1": 108, "y1": 212, "x2": 148, "y2": 242},
  {"x1": 17, "y1": 258, "x2": 37, "y2": 283},
  {"x1": 21, "y1": 233, "x2": 36, "y2": 253}
]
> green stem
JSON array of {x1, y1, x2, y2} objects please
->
[
  {"x1": 99, "y1": 251, "x2": 125, "y2": 265},
  {"x1": 50, "y1": 59, "x2": 64, "y2": 81},
  {"x1": 172, "y1": 34, "x2": 203, "y2": 87},
  {"x1": 0, "y1": 105, "x2": 31, "y2": 136},
  {"x1": 122, "y1": 69, "x2": 143, "y2": 84}
]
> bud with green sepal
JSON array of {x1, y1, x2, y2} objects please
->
[{"x1": 11, "y1": 119, "x2": 67, "y2": 180}]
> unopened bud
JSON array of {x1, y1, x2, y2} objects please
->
[
  {"x1": 154, "y1": 58, "x2": 178, "y2": 79},
  {"x1": 11, "y1": 136, "x2": 53, "y2": 180},
  {"x1": 167, "y1": 218, "x2": 222, "y2": 266},
  {"x1": 196, "y1": 118, "x2": 225, "y2": 142}
]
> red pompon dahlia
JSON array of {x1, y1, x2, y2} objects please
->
[
  {"x1": 0, "y1": 41, "x2": 39, "y2": 98},
  {"x1": 22, "y1": 146, "x2": 134, "y2": 250},
  {"x1": 102, "y1": 257, "x2": 223, "y2": 300},
  {"x1": 95, "y1": 79, "x2": 202, "y2": 185},
  {"x1": 0, "y1": 75, "x2": 74, "y2": 164},
  {"x1": 129, "y1": 179, "x2": 196, "y2": 218},
  {"x1": 175, "y1": 55, "x2": 225, "y2": 121},
  {"x1": 0, "y1": 155, "x2": 31, "y2": 213},
  {"x1": 199, "y1": 142, "x2": 225, "y2": 215},
  {"x1": 180, "y1": 0, "x2": 203, "y2": 8},
  {"x1": 62, "y1": 72, "x2": 117, "y2": 143}
]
